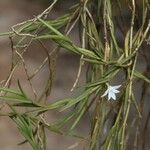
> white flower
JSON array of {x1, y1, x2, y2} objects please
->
[{"x1": 101, "y1": 84, "x2": 121, "y2": 100}]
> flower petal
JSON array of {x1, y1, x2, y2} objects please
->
[
  {"x1": 108, "y1": 92, "x2": 113, "y2": 100},
  {"x1": 101, "y1": 84, "x2": 121, "y2": 100},
  {"x1": 101, "y1": 89, "x2": 108, "y2": 97},
  {"x1": 113, "y1": 85, "x2": 121, "y2": 89},
  {"x1": 112, "y1": 89, "x2": 120, "y2": 93},
  {"x1": 110, "y1": 92, "x2": 116, "y2": 100}
]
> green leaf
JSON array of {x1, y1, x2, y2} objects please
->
[
  {"x1": 10, "y1": 111, "x2": 40, "y2": 150},
  {"x1": 37, "y1": 17, "x2": 64, "y2": 37},
  {"x1": 0, "y1": 87, "x2": 24, "y2": 97},
  {"x1": 0, "y1": 95, "x2": 32, "y2": 103},
  {"x1": 0, "y1": 31, "x2": 13, "y2": 37},
  {"x1": 35, "y1": 34, "x2": 70, "y2": 42},
  {"x1": 134, "y1": 70, "x2": 150, "y2": 83},
  {"x1": 13, "y1": 102, "x2": 40, "y2": 107},
  {"x1": 60, "y1": 86, "x2": 99, "y2": 111}
]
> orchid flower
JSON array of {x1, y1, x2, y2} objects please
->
[{"x1": 101, "y1": 84, "x2": 121, "y2": 100}]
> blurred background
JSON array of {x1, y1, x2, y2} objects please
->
[
  {"x1": 0, "y1": 0, "x2": 88, "y2": 149},
  {"x1": 0, "y1": 0, "x2": 149, "y2": 150}
]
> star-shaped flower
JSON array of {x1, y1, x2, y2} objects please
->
[{"x1": 101, "y1": 84, "x2": 121, "y2": 100}]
